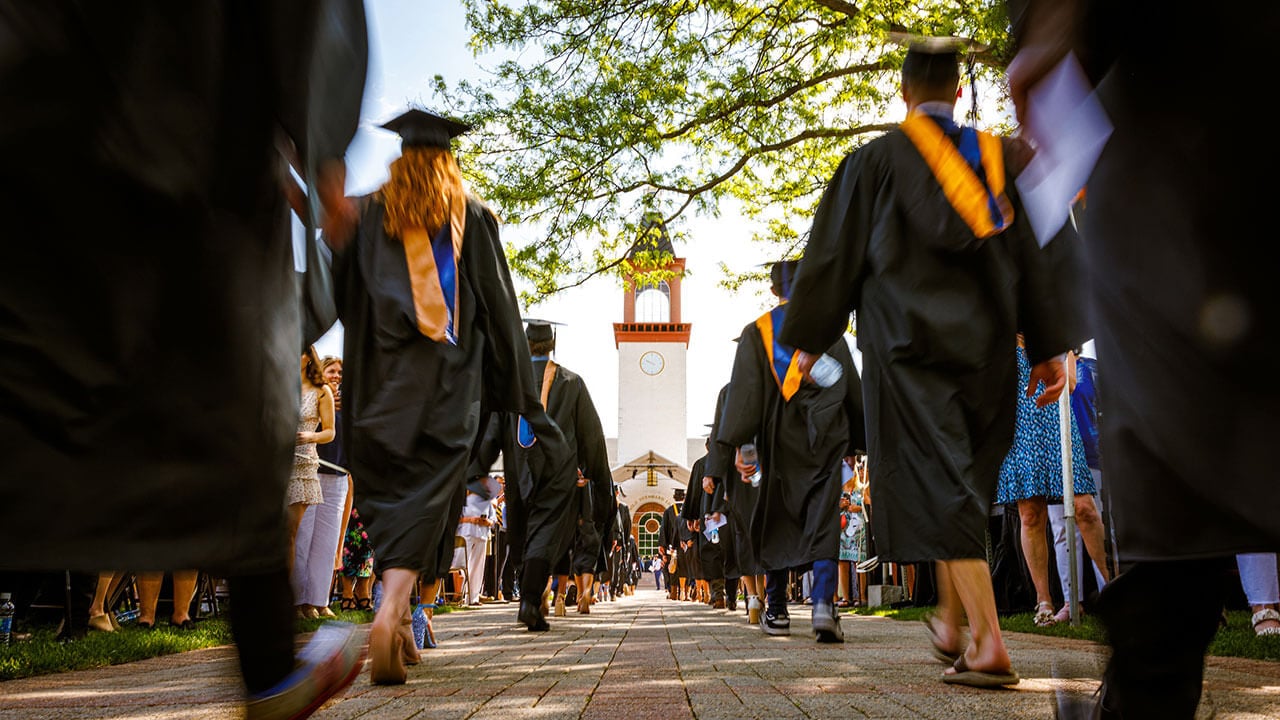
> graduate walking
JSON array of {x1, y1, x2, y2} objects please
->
[
  {"x1": 781, "y1": 39, "x2": 1085, "y2": 686},
  {"x1": 718, "y1": 260, "x2": 865, "y2": 643},
  {"x1": 330, "y1": 108, "x2": 571, "y2": 681}
]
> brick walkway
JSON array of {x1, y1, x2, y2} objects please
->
[{"x1": 2, "y1": 588, "x2": 1278, "y2": 719}]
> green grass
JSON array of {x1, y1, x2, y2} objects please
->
[
  {"x1": 0, "y1": 608, "x2": 374, "y2": 682},
  {"x1": 849, "y1": 605, "x2": 1280, "y2": 662}
]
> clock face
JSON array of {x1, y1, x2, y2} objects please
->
[{"x1": 639, "y1": 351, "x2": 665, "y2": 376}]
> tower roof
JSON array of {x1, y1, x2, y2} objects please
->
[{"x1": 626, "y1": 212, "x2": 675, "y2": 259}]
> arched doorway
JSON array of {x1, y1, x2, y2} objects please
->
[{"x1": 633, "y1": 501, "x2": 666, "y2": 563}]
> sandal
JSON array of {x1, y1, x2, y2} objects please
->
[
  {"x1": 1033, "y1": 601, "x2": 1058, "y2": 627},
  {"x1": 942, "y1": 654, "x2": 1020, "y2": 688},
  {"x1": 355, "y1": 598, "x2": 372, "y2": 612},
  {"x1": 340, "y1": 597, "x2": 356, "y2": 611},
  {"x1": 923, "y1": 613, "x2": 963, "y2": 664},
  {"x1": 1251, "y1": 608, "x2": 1280, "y2": 636}
]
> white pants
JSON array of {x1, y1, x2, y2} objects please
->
[
  {"x1": 1048, "y1": 468, "x2": 1108, "y2": 606},
  {"x1": 1237, "y1": 553, "x2": 1280, "y2": 606},
  {"x1": 292, "y1": 473, "x2": 349, "y2": 607},
  {"x1": 463, "y1": 535, "x2": 488, "y2": 604}
]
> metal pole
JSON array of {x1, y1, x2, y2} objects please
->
[{"x1": 1059, "y1": 381, "x2": 1080, "y2": 626}]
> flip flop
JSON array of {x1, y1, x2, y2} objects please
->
[
  {"x1": 922, "y1": 614, "x2": 962, "y2": 664},
  {"x1": 942, "y1": 655, "x2": 1020, "y2": 688}
]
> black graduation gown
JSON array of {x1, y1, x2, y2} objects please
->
[
  {"x1": 1064, "y1": 2, "x2": 1280, "y2": 560},
  {"x1": 0, "y1": 2, "x2": 367, "y2": 575},
  {"x1": 334, "y1": 197, "x2": 568, "y2": 578},
  {"x1": 535, "y1": 360, "x2": 615, "y2": 575},
  {"x1": 710, "y1": 383, "x2": 764, "y2": 576},
  {"x1": 718, "y1": 312, "x2": 863, "y2": 572},
  {"x1": 780, "y1": 125, "x2": 1084, "y2": 563},
  {"x1": 660, "y1": 502, "x2": 684, "y2": 576}
]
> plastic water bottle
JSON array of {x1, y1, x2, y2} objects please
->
[
  {"x1": 710, "y1": 527, "x2": 720, "y2": 544},
  {"x1": 740, "y1": 444, "x2": 762, "y2": 487},
  {"x1": 411, "y1": 601, "x2": 428, "y2": 649},
  {"x1": 0, "y1": 592, "x2": 14, "y2": 645},
  {"x1": 808, "y1": 353, "x2": 843, "y2": 387}
]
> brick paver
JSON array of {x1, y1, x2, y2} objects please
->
[{"x1": 2, "y1": 588, "x2": 1278, "y2": 719}]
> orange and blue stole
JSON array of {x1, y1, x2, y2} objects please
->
[
  {"x1": 900, "y1": 111, "x2": 1013, "y2": 238},
  {"x1": 755, "y1": 304, "x2": 804, "y2": 402}
]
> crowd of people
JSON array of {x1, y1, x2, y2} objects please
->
[{"x1": 2, "y1": 3, "x2": 1276, "y2": 720}]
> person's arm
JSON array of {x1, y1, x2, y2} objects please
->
[
  {"x1": 299, "y1": 384, "x2": 337, "y2": 444},
  {"x1": 315, "y1": 384, "x2": 336, "y2": 444},
  {"x1": 1005, "y1": 0, "x2": 1083, "y2": 124}
]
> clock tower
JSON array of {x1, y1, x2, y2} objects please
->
[{"x1": 613, "y1": 215, "x2": 691, "y2": 468}]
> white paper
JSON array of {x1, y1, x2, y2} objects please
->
[
  {"x1": 1014, "y1": 53, "x2": 1113, "y2": 247},
  {"x1": 702, "y1": 513, "x2": 727, "y2": 541}
]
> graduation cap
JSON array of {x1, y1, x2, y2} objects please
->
[
  {"x1": 758, "y1": 258, "x2": 801, "y2": 298},
  {"x1": 888, "y1": 31, "x2": 987, "y2": 85},
  {"x1": 380, "y1": 108, "x2": 472, "y2": 149},
  {"x1": 672, "y1": 487, "x2": 686, "y2": 500},
  {"x1": 523, "y1": 318, "x2": 566, "y2": 344}
]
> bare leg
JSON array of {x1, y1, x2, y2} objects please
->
[
  {"x1": 88, "y1": 571, "x2": 117, "y2": 631},
  {"x1": 932, "y1": 562, "x2": 965, "y2": 652},
  {"x1": 1017, "y1": 498, "x2": 1055, "y2": 612},
  {"x1": 576, "y1": 573, "x2": 594, "y2": 612},
  {"x1": 286, "y1": 502, "x2": 307, "y2": 579},
  {"x1": 369, "y1": 567, "x2": 416, "y2": 684},
  {"x1": 939, "y1": 558, "x2": 1013, "y2": 675},
  {"x1": 1072, "y1": 494, "x2": 1112, "y2": 584},
  {"x1": 136, "y1": 572, "x2": 163, "y2": 626},
  {"x1": 170, "y1": 570, "x2": 198, "y2": 625},
  {"x1": 838, "y1": 562, "x2": 851, "y2": 604}
]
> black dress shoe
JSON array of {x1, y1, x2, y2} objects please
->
[{"x1": 518, "y1": 601, "x2": 549, "y2": 631}]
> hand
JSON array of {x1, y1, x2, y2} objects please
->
[
  {"x1": 795, "y1": 349, "x2": 819, "y2": 383},
  {"x1": 296, "y1": 431, "x2": 314, "y2": 444},
  {"x1": 1028, "y1": 355, "x2": 1068, "y2": 408},
  {"x1": 1006, "y1": 0, "x2": 1079, "y2": 126},
  {"x1": 708, "y1": 512, "x2": 722, "y2": 525},
  {"x1": 318, "y1": 159, "x2": 357, "y2": 251},
  {"x1": 701, "y1": 476, "x2": 716, "y2": 494},
  {"x1": 686, "y1": 520, "x2": 700, "y2": 532},
  {"x1": 734, "y1": 449, "x2": 754, "y2": 483}
]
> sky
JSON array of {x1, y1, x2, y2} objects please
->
[{"x1": 312, "y1": 0, "x2": 858, "y2": 438}]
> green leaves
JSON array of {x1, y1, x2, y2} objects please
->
[{"x1": 445, "y1": 0, "x2": 1013, "y2": 300}]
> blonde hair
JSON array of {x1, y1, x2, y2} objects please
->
[{"x1": 379, "y1": 146, "x2": 465, "y2": 239}]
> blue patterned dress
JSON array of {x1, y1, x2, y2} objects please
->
[{"x1": 996, "y1": 346, "x2": 1095, "y2": 504}]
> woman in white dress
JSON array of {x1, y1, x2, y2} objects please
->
[{"x1": 288, "y1": 345, "x2": 336, "y2": 616}]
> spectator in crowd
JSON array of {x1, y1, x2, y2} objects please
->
[
  {"x1": 457, "y1": 477, "x2": 498, "y2": 606},
  {"x1": 1238, "y1": 554, "x2": 1280, "y2": 637},
  {"x1": 339, "y1": 508, "x2": 375, "y2": 611},
  {"x1": 995, "y1": 338, "x2": 1109, "y2": 627},
  {"x1": 136, "y1": 571, "x2": 199, "y2": 630},
  {"x1": 1048, "y1": 342, "x2": 1110, "y2": 622},
  {"x1": 289, "y1": 346, "x2": 336, "y2": 603},
  {"x1": 838, "y1": 457, "x2": 868, "y2": 608},
  {"x1": 782, "y1": 38, "x2": 1083, "y2": 684},
  {"x1": 293, "y1": 355, "x2": 350, "y2": 619},
  {"x1": 87, "y1": 572, "x2": 121, "y2": 633}
]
